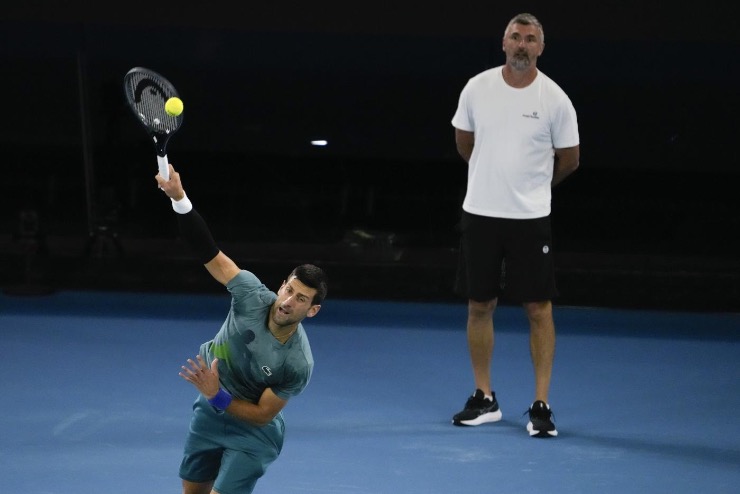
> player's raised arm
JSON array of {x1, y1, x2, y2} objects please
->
[{"x1": 156, "y1": 164, "x2": 240, "y2": 285}]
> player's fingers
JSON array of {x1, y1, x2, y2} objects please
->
[
  {"x1": 180, "y1": 365, "x2": 196, "y2": 377},
  {"x1": 186, "y1": 358, "x2": 202, "y2": 373}
]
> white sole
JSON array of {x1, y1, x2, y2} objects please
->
[
  {"x1": 527, "y1": 421, "x2": 558, "y2": 436},
  {"x1": 455, "y1": 409, "x2": 503, "y2": 426}
]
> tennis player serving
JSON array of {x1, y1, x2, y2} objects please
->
[{"x1": 156, "y1": 164, "x2": 328, "y2": 494}]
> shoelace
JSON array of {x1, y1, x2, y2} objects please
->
[{"x1": 522, "y1": 404, "x2": 555, "y2": 421}]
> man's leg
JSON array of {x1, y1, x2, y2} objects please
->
[
  {"x1": 523, "y1": 300, "x2": 558, "y2": 437},
  {"x1": 182, "y1": 479, "x2": 214, "y2": 494},
  {"x1": 523, "y1": 300, "x2": 555, "y2": 402},
  {"x1": 452, "y1": 298, "x2": 503, "y2": 426},
  {"x1": 467, "y1": 298, "x2": 497, "y2": 394}
]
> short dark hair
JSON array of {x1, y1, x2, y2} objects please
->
[{"x1": 289, "y1": 264, "x2": 328, "y2": 305}]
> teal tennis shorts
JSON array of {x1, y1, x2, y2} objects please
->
[{"x1": 179, "y1": 394, "x2": 285, "y2": 494}]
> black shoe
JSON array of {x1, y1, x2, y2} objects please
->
[
  {"x1": 526, "y1": 400, "x2": 558, "y2": 437},
  {"x1": 452, "y1": 389, "x2": 502, "y2": 426}
]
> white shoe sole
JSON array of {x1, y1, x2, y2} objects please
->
[
  {"x1": 527, "y1": 421, "x2": 558, "y2": 437},
  {"x1": 455, "y1": 409, "x2": 503, "y2": 426}
]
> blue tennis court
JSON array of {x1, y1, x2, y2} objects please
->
[{"x1": 1, "y1": 290, "x2": 738, "y2": 493}]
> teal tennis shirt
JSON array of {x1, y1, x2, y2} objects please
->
[{"x1": 199, "y1": 270, "x2": 314, "y2": 403}]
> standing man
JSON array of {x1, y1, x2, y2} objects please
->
[
  {"x1": 450, "y1": 13, "x2": 579, "y2": 437},
  {"x1": 157, "y1": 164, "x2": 328, "y2": 492}
]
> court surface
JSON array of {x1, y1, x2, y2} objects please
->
[{"x1": 1, "y1": 290, "x2": 738, "y2": 493}]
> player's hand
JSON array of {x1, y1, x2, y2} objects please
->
[
  {"x1": 179, "y1": 355, "x2": 221, "y2": 399},
  {"x1": 156, "y1": 163, "x2": 186, "y2": 201}
]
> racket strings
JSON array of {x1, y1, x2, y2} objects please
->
[{"x1": 124, "y1": 73, "x2": 181, "y2": 134}]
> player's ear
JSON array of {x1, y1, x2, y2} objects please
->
[{"x1": 306, "y1": 305, "x2": 321, "y2": 318}]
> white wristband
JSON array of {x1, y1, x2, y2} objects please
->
[{"x1": 171, "y1": 192, "x2": 193, "y2": 214}]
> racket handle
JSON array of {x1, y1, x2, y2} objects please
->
[{"x1": 157, "y1": 155, "x2": 170, "y2": 181}]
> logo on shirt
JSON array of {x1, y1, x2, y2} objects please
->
[
  {"x1": 522, "y1": 111, "x2": 540, "y2": 119},
  {"x1": 261, "y1": 365, "x2": 273, "y2": 376}
]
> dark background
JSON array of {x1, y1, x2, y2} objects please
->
[{"x1": 1, "y1": 2, "x2": 739, "y2": 311}]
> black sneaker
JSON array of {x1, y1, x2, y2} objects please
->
[
  {"x1": 526, "y1": 400, "x2": 558, "y2": 437},
  {"x1": 452, "y1": 389, "x2": 502, "y2": 426}
]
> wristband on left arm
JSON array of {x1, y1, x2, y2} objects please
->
[{"x1": 208, "y1": 388, "x2": 233, "y2": 410}]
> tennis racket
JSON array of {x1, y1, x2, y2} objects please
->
[{"x1": 123, "y1": 67, "x2": 183, "y2": 181}]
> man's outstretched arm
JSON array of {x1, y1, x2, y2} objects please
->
[{"x1": 155, "y1": 163, "x2": 240, "y2": 286}]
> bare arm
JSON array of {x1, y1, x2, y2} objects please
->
[
  {"x1": 226, "y1": 387, "x2": 287, "y2": 427},
  {"x1": 454, "y1": 128, "x2": 475, "y2": 163},
  {"x1": 204, "y1": 252, "x2": 241, "y2": 286},
  {"x1": 181, "y1": 356, "x2": 287, "y2": 427},
  {"x1": 552, "y1": 145, "x2": 580, "y2": 186}
]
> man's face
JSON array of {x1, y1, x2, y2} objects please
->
[
  {"x1": 502, "y1": 23, "x2": 544, "y2": 71},
  {"x1": 271, "y1": 276, "x2": 320, "y2": 328}
]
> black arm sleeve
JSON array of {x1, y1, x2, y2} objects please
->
[{"x1": 176, "y1": 209, "x2": 220, "y2": 264}]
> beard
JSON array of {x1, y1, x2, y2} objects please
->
[{"x1": 510, "y1": 52, "x2": 531, "y2": 71}]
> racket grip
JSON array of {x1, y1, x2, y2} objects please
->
[{"x1": 157, "y1": 155, "x2": 170, "y2": 181}]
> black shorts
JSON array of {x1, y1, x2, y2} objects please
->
[{"x1": 455, "y1": 211, "x2": 558, "y2": 303}]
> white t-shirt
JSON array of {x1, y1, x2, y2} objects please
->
[{"x1": 451, "y1": 66, "x2": 579, "y2": 219}]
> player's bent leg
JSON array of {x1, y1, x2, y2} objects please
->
[{"x1": 182, "y1": 479, "x2": 214, "y2": 494}]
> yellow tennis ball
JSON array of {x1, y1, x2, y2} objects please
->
[{"x1": 165, "y1": 97, "x2": 184, "y2": 117}]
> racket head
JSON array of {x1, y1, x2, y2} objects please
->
[{"x1": 123, "y1": 67, "x2": 183, "y2": 156}]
